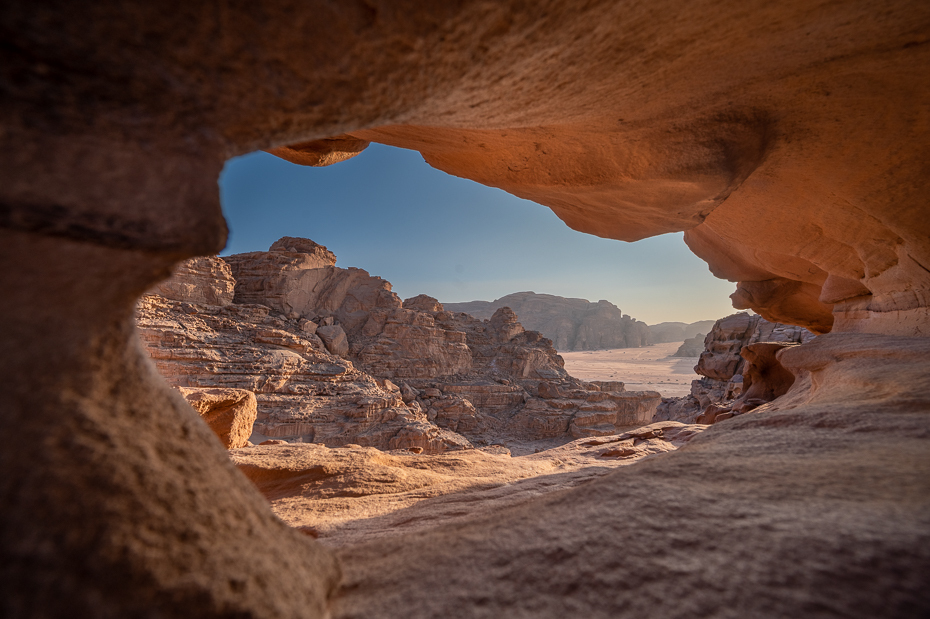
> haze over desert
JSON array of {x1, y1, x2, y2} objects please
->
[{"x1": 561, "y1": 343, "x2": 699, "y2": 397}]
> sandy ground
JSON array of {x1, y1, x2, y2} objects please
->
[{"x1": 560, "y1": 341, "x2": 699, "y2": 397}]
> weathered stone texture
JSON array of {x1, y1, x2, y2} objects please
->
[
  {"x1": 447, "y1": 292, "x2": 652, "y2": 350},
  {"x1": 178, "y1": 386, "x2": 257, "y2": 449}
]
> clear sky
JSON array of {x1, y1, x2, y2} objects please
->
[{"x1": 218, "y1": 143, "x2": 736, "y2": 325}]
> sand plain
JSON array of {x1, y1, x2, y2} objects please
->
[{"x1": 560, "y1": 341, "x2": 699, "y2": 397}]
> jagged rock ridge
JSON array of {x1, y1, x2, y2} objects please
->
[
  {"x1": 445, "y1": 291, "x2": 652, "y2": 351},
  {"x1": 137, "y1": 239, "x2": 662, "y2": 453},
  {"x1": 649, "y1": 320, "x2": 717, "y2": 343}
]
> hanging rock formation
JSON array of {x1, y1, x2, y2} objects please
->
[
  {"x1": 3, "y1": 1, "x2": 930, "y2": 617},
  {"x1": 446, "y1": 292, "x2": 652, "y2": 350}
]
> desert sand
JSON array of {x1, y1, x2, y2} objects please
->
[{"x1": 560, "y1": 341, "x2": 699, "y2": 397}]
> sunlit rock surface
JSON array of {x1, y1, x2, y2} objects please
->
[
  {"x1": 179, "y1": 386, "x2": 258, "y2": 449},
  {"x1": 137, "y1": 247, "x2": 662, "y2": 451}
]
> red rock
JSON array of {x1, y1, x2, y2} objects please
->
[{"x1": 178, "y1": 387, "x2": 257, "y2": 449}]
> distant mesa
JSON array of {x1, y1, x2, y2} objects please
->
[
  {"x1": 445, "y1": 292, "x2": 652, "y2": 351},
  {"x1": 649, "y1": 320, "x2": 717, "y2": 344},
  {"x1": 672, "y1": 333, "x2": 706, "y2": 357}
]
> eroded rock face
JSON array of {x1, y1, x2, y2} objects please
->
[
  {"x1": 656, "y1": 313, "x2": 813, "y2": 424},
  {"x1": 696, "y1": 313, "x2": 814, "y2": 381},
  {"x1": 178, "y1": 386, "x2": 257, "y2": 449},
  {"x1": 136, "y1": 293, "x2": 472, "y2": 454},
  {"x1": 333, "y1": 333, "x2": 930, "y2": 619},
  {"x1": 446, "y1": 292, "x2": 652, "y2": 350},
  {"x1": 148, "y1": 256, "x2": 236, "y2": 306},
  {"x1": 138, "y1": 244, "x2": 662, "y2": 452}
]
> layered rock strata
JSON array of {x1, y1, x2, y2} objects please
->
[
  {"x1": 446, "y1": 292, "x2": 652, "y2": 350},
  {"x1": 138, "y1": 242, "x2": 663, "y2": 452},
  {"x1": 655, "y1": 312, "x2": 813, "y2": 423},
  {"x1": 136, "y1": 293, "x2": 471, "y2": 454}
]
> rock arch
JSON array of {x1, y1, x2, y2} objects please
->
[{"x1": 1, "y1": 1, "x2": 929, "y2": 616}]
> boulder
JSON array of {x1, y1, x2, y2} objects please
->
[
  {"x1": 178, "y1": 387, "x2": 257, "y2": 449},
  {"x1": 316, "y1": 324, "x2": 349, "y2": 357}
]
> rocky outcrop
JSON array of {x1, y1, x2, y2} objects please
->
[
  {"x1": 178, "y1": 387, "x2": 257, "y2": 449},
  {"x1": 334, "y1": 333, "x2": 930, "y2": 619},
  {"x1": 148, "y1": 256, "x2": 236, "y2": 306},
  {"x1": 673, "y1": 333, "x2": 705, "y2": 357},
  {"x1": 136, "y1": 291, "x2": 472, "y2": 454},
  {"x1": 649, "y1": 320, "x2": 717, "y2": 343},
  {"x1": 696, "y1": 313, "x2": 814, "y2": 381},
  {"x1": 446, "y1": 292, "x2": 651, "y2": 350},
  {"x1": 138, "y1": 248, "x2": 663, "y2": 452},
  {"x1": 656, "y1": 313, "x2": 813, "y2": 423},
  {"x1": 5, "y1": 2, "x2": 930, "y2": 617}
]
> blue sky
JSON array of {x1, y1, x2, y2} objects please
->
[{"x1": 218, "y1": 143, "x2": 736, "y2": 324}]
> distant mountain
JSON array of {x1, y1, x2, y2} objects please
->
[
  {"x1": 648, "y1": 320, "x2": 717, "y2": 343},
  {"x1": 444, "y1": 291, "x2": 651, "y2": 351}
]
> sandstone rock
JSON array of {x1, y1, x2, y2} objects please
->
[
  {"x1": 269, "y1": 237, "x2": 338, "y2": 264},
  {"x1": 225, "y1": 241, "x2": 401, "y2": 335},
  {"x1": 136, "y1": 293, "x2": 470, "y2": 455},
  {"x1": 231, "y1": 422, "x2": 706, "y2": 546},
  {"x1": 730, "y1": 342, "x2": 798, "y2": 413},
  {"x1": 148, "y1": 256, "x2": 236, "y2": 306},
  {"x1": 403, "y1": 294, "x2": 444, "y2": 313},
  {"x1": 673, "y1": 333, "x2": 705, "y2": 357},
  {"x1": 178, "y1": 387, "x2": 257, "y2": 449},
  {"x1": 696, "y1": 312, "x2": 813, "y2": 381},
  {"x1": 7, "y1": 2, "x2": 930, "y2": 616},
  {"x1": 354, "y1": 308, "x2": 473, "y2": 379},
  {"x1": 264, "y1": 135, "x2": 370, "y2": 167},
  {"x1": 316, "y1": 324, "x2": 349, "y2": 357},
  {"x1": 447, "y1": 292, "x2": 652, "y2": 350},
  {"x1": 656, "y1": 313, "x2": 814, "y2": 424}
]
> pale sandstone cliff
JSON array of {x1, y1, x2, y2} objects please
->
[
  {"x1": 446, "y1": 292, "x2": 652, "y2": 351},
  {"x1": 3, "y1": 2, "x2": 930, "y2": 617}
]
